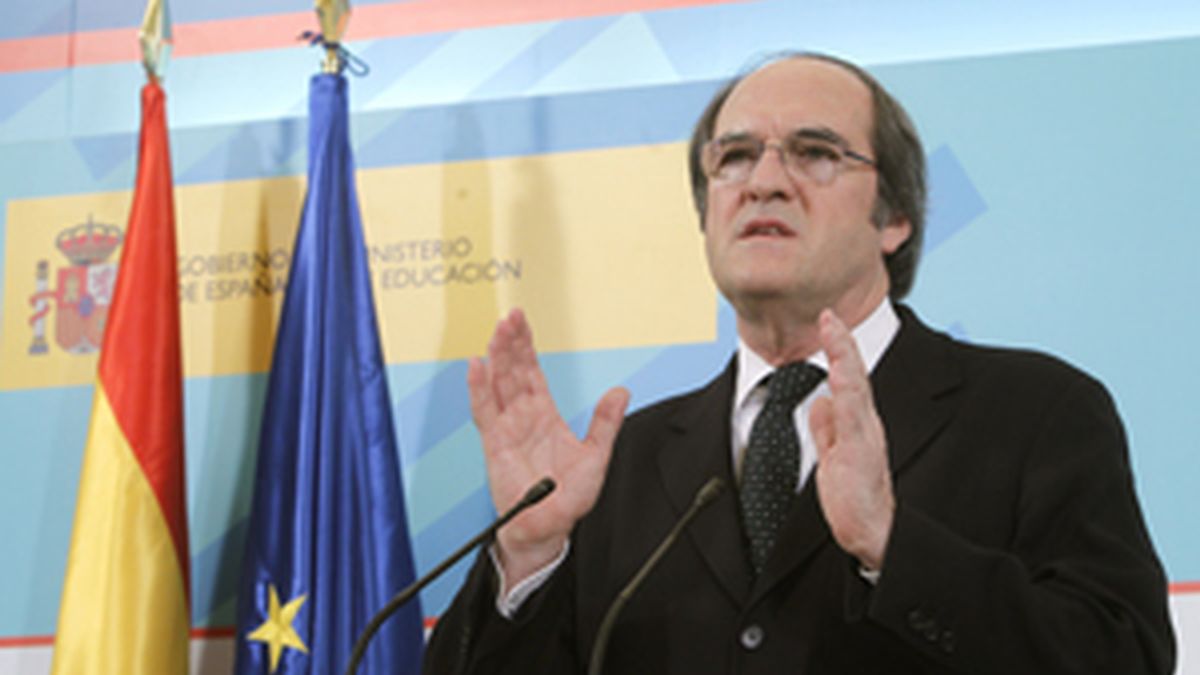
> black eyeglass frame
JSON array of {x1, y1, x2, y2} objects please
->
[{"x1": 701, "y1": 127, "x2": 876, "y2": 185}]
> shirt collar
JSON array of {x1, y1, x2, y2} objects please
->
[{"x1": 734, "y1": 298, "x2": 900, "y2": 411}]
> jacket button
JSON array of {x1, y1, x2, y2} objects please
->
[
  {"x1": 740, "y1": 624, "x2": 765, "y2": 651},
  {"x1": 906, "y1": 609, "x2": 925, "y2": 629},
  {"x1": 940, "y1": 630, "x2": 956, "y2": 654}
]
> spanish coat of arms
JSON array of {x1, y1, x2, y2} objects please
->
[{"x1": 28, "y1": 216, "x2": 123, "y2": 355}]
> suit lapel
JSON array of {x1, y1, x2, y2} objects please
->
[
  {"x1": 872, "y1": 306, "x2": 963, "y2": 477},
  {"x1": 656, "y1": 358, "x2": 753, "y2": 605}
]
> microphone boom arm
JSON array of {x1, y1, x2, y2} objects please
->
[
  {"x1": 587, "y1": 476, "x2": 726, "y2": 675},
  {"x1": 343, "y1": 477, "x2": 556, "y2": 675}
]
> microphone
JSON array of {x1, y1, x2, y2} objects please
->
[
  {"x1": 587, "y1": 476, "x2": 726, "y2": 675},
  {"x1": 343, "y1": 477, "x2": 556, "y2": 675}
]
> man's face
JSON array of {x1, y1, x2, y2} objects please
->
[{"x1": 703, "y1": 58, "x2": 910, "y2": 318}]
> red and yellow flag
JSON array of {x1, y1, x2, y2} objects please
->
[{"x1": 50, "y1": 77, "x2": 190, "y2": 674}]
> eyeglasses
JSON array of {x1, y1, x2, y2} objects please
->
[{"x1": 701, "y1": 130, "x2": 876, "y2": 186}]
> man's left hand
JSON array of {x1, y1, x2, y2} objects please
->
[{"x1": 809, "y1": 308, "x2": 895, "y2": 571}]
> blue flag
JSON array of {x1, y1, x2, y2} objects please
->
[{"x1": 234, "y1": 73, "x2": 424, "y2": 675}]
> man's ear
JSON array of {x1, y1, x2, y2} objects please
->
[{"x1": 880, "y1": 216, "x2": 911, "y2": 255}]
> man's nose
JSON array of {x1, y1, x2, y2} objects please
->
[{"x1": 744, "y1": 143, "x2": 796, "y2": 199}]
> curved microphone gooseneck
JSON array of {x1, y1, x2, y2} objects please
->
[
  {"x1": 587, "y1": 476, "x2": 726, "y2": 675},
  {"x1": 343, "y1": 477, "x2": 556, "y2": 675}
]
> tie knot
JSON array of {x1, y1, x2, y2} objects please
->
[{"x1": 765, "y1": 362, "x2": 826, "y2": 408}]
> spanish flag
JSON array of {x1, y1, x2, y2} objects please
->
[{"x1": 50, "y1": 3, "x2": 189, "y2": 670}]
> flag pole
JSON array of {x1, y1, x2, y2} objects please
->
[
  {"x1": 139, "y1": 0, "x2": 172, "y2": 82},
  {"x1": 315, "y1": 0, "x2": 350, "y2": 73}
]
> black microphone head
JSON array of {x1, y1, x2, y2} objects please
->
[
  {"x1": 694, "y1": 477, "x2": 725, "y2": 508},
  {"x1": 524, "y1": 477, "x2": 556, "y2": 506}
]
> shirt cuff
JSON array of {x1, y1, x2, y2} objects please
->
[
  {"x1": 858, "y1": 565, "x2": 882, "y2": 586},
  {"x1": 491, "y1": 540, "x2": 571, "y2": 619}
]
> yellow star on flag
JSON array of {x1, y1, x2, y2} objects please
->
[{"x1": 247, "y1": 584, "x2": 309, "y2": 672}]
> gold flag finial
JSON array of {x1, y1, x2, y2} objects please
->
[
  {"x1": 139, "y1": 0, "x2": 173, "y2": 81},
  {"x1": 314, "y1": 0, "x2": 350, "y2": 73}
]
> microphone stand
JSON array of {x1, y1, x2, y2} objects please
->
[
  {"x1": 343, "y1": 477, "x2": 556, "y2": 675},
  {"x1": 587, "y1": 476, "x2": 725, "y2": 675}
]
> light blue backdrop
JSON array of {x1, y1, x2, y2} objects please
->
[{"x1": 0, "y1": 0, "x2": 1196, "y2": 643}]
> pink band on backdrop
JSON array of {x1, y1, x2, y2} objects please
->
[{"x1": 2, "y1": 0, "x2": 743, "y2": 74}]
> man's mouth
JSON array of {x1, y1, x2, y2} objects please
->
[{"x1": 739, "y1": 219, "x2": 796, "y2": 238}]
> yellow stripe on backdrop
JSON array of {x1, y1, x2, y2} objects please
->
[
  {"x1": 1, "y1": 142, "x2": 715, "y2": 390},
  {"x1": 50, "y1": 387, "x2": 191, "y2": 674}
]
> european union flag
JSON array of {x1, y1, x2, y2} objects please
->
[{"x1": 234, "y1": 73, "x2": 424, "y2": 675}]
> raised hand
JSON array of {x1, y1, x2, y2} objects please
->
[
  {"x1": 467, "y1": 309, "x2": 630, "y2": 586},
  {"x1": 808, "y1": 309, "x2": 895, "y2": 571}
]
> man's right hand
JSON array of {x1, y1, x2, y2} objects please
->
[{"x1": 467, "y1": 309, "x2": 630, "y2": 588}]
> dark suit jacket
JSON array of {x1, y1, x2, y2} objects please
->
[{"x1": 423, "y1": 306, "x2": 1175, "y2": 674}]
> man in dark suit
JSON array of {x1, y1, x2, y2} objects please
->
[{"x1": 422, "y1": 53, "x2": 1175, "y2": 674}]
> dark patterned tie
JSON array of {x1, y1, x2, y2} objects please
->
[{"x1": 739, "y1": 361, "x2": 827, "y2": 575}]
